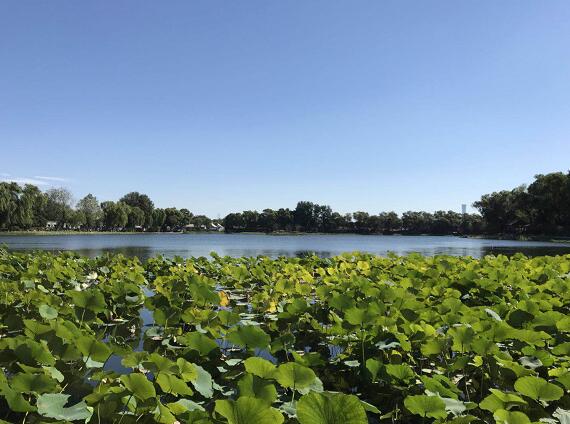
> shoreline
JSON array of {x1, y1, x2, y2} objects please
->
[{"x1": 1, "y1": 230, "x2": 569, "y2": 244}]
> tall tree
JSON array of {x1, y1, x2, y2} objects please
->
[
  {"x1": 76, "y1": 194, "x2": 102, "y2": 229},
  {"x1": 101, "y1": 201, "x2": 128, "y2": 230},
  {"x1": 119, "y1": 192, "x2": 154, "y2": 227},
  {"x1": 44, "y1": 188, "x2": 74, "y2": 228}
]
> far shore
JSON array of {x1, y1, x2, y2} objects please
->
[{"x1": 1, "y1": 230, "x2": 570, "y2": 244}]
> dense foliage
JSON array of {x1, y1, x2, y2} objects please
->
[
  {"x1": 1, "y1": 249, "x2": 570, "y2": 423},
  {"x1": 223, "y1": 204, "x2": 484, "y2": 235},
  {"x1": 2, "y1": 170, "x2": 570, "y2": 235},
  {"x1": 0, "y1": 187, "x2": 215, "y2": 232},
  {"x1": 474, "y1": 172, "x2": 570, "y2": 236}
]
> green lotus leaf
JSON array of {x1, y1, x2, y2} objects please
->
[
  {"x1": 557, "y1": 372, "x2": 570, "y2": 390},
  {"x1": 154, "y1": 400, "x2": 177, "y2": 424},
  {"x1": 166, "y1": 398, "x2": 205, "y2": 415},
  {"x1": 292, "y1": 351, "x2": 325, "y2": 367},
  {"x1": 514, "y1": 376, "x2": 563, "y2": 402},
  {"x1": 43, "y1": 366, "x2": 65, "y2": 383},
  {"x1": 244, "y1": 357, "x2": 277, "y2": 379},
  {"x1": 238, "y1": 374, "x2": 277, "y2": 404},
  {"x1": 76, "y1": 335, "x2": 112, "y2": 362},
  {"x1": 179, "y1": 332, "x2": 218, "y2": 356},
  {"x1": 144, "y1": 353, "x2": 177, "y2": 374},
  {"x1": 479, "y1": 389, "x2": 527, "y2": 412},
  {"x1": 420, "y1": 375, "x2": 460, "y2": 399},
  {"x1": 190, "y1": 364, "x2": 214, "y2": 398},
  {"x1": 0, "y1": 382, "x2": 36, "y2": 412},
  {"x1": 404, "y1": 394, "x2": 447, "y2": 419},
  {"x1": 274, "y1": 362, "x2": 317, "y2": 391},
  {"x1": 386, "y1": 363, "x2": 415, "y2": 383},
  {"x1": 23, "y1": 319, "x2": 52, "y2": 336},
  {"x1": 39, "y1": 304, "x2": 58, "y2": 320},
  {"x1": 156, "y1": 373, "x2": 194, "y2": 396},
  {"x1": 69, "y1": 289, "x2": 107, "y2": 313},
  {"x1": 421, "y1": 339, "x2": 444, "y2": 356},
  {"x1": 13, "y1": 338, "x2": 56, "y2": 366},
  {"x1": 552, "y1": 342, "x2": 570, "y2": 356},
  {"x1": 120, "y1": 373, "x2": 156, "y2": 400},
  {"x1": 365, "y1": 358, "x2": 382, "y2": 381},
  {"x1": 37, "y1": 393, "x2": 93, "y2": 422},
  {"x1": 122, "y1": 351, "x2": 149, "y2": 369},
  {"x1": 449, "y1": 326, "x2": 475, "y2": 352},
  {"x1": 344, "y1": 307, "x2": 376, "y2": 326},
  {"x1": 296, "y1": 391, "x2": 368, "y2": 424},
  {"x1": 227, "y1": 325, "x2": 271, "y2": 349},
  {"x1": 11, "y1": 373, "x2": 57, "y2": 394},
  {"x1": 176, "y1": 358, "x2": 198, "y2": 382},
  {"x1": 215, "y1": 396, "x2": 284, "y2": 424},
  {"x1": 439, "y1": 397, "x2": 475, "y2": 416},
  {"x1": 287, "y1": 298, "x2": 309, "y2": 315},
  {"x1": 493, "y1": 409, "x2": 531, "y2": 424},
  {"x1": 329, "y1": 293, "x2": 355, "y2": 311}
]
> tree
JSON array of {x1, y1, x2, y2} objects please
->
[
  {"x1": 0, "y1": 182, "x2": 20, "y2": 229},
  {"x1": 119, "y1": 192, "x2": 154, "y2": 227},
  {"x1": 192, "y1": 215, "x2": 212, "y2": 230},
  {"x1": 473, "y1": 186, "x2": 529, "y2": 234},
  {"x1": 224, "y1": 213, "x2": 244, "y2": 232},
  {"x1": 527, "y1": 172, "x2": 570, "y2": 233},
  {"x1": 275, "y1": 208, "x2": 293, "y2": 231},
  {"x1": 241, "y1": 210, "x2": 260, "y2": 231},
  {"x1": 126, "y1": 205, "x2": 145, "y2": 229},
  {"x1": 164, "y1": 208, "x2": 182, "y2": 230},
  {"x1": 151, "y1": 208, "x2": 166, "y2": 231},
  {"x1": 352, "y1": 211, "x2": 370, "y2": 233},
  {"x1": 179, "y1": 209, "x2": 193, "y2": 227},
  {"x1": 294, "y1": 201, "x2": 317, "y2": 232},
  {"x1": 101, "y1": 201, "x2": 128, "y2": 230},
  {"x1": 69, "y1": 210, "x2": 86, "y2": 228},
  {"x1": 259, "y1": 209, "x2": 277, "y2": 232},
  {"x1": 76, "y1": 194, "x2": 102, "y2": 229},
  {"x1": 45, "y1": 188, "x2": 74, "y2": 228}
]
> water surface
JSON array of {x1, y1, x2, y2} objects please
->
[{"x1": 2, "y1": 233, "x2": 570, "y2": 259}]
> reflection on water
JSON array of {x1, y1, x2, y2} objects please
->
[{"x1": 1, "y1": 233, "x2": 570, "y2": 260}]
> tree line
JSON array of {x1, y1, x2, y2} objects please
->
[
  {"x1": 223, "y1": 202, "x2": 484, "y2": 234},
  {"x1": 224, "y1": 171, "x2": 570, "y2": 236},
  {"x1": 1, "y1": 170, "x2": 569, "y2": 235},
  {"x1": 0, "y1": 185, "x2": 215, "y2": 232},
  {"x1": 473, "y1": 171, "x2": 570, "y2": 235}
]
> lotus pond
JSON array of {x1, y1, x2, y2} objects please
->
[{"x1": 1, "y1": 249, "x2": 570, "y2": 423}]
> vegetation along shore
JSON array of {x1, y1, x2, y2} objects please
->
[{"x1": 1, "y1": 170, "x2": 570, "y2": 237}]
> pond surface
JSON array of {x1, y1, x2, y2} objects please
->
[{"x1": 1, "y1": 233, "x2": 570, "y2": 260}]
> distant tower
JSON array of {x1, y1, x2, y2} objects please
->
[{"x1": 461, "y1": 204, "x2": 467, "y2": 215}]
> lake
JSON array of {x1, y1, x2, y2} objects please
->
[{"x1": 1, "y1": 233, "x2": 570, "y2": 260}]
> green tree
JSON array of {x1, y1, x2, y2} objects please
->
[
  {"x1": 119, "y1": 192, "x2": 154, "y2": 227},
  {"x1": 101, "y1": 201, "x2": 128, "y2": 230},
  {"x1": 76, "y1": 194, "x2": 102, "y2": 229},
  {"x1": 164, "y1": 207, "x2": 182, "y2": 230},
  {"x1": 294, "y1": 201, "x2": 316, "y2": 232},
  {"x1": 44, "y1": 188, "x2": 74, "y2": 228},
  {"x1": 126, "y1": 205, "x2": 145, "y2": 229},
  {"x1": 151, "y1": 208, "x2": 166, "y2": 231}
]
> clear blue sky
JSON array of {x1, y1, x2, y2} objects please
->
[{"x1": 1, "y1": 1, "x2": 569, "y2": 217}]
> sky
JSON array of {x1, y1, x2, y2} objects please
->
[{"x1": 1, "y1": 1, "x2": 569, "y2": 217}]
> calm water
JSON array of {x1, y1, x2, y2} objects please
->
[{"x1": 1, "y1": 233, "x2": 570, "y2": 260}]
